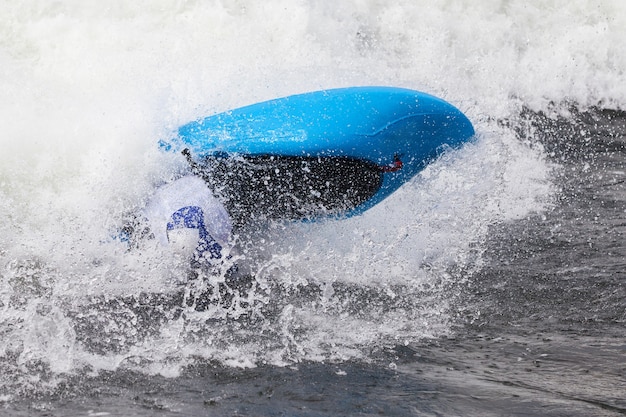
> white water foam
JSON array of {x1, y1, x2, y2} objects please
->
[{"x1": 0, "y1": 1, "x2": 624, "y2": 381}]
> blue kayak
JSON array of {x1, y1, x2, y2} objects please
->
[{"x1": 164, "y1": 87, "x2": 474, "y2": 224}]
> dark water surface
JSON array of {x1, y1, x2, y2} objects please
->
[{"x1": 3, "y1": 109, "x2": 625, "y2": 416}]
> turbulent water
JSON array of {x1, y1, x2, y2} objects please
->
[{"x1": 0, "y1": 1, "x2": 625, "y2": 415}]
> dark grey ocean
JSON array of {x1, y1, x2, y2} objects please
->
[{"x1": 3, "y1": 108, "x2": 624, "y2": 417}]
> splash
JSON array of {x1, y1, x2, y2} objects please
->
[{"x1": 0, "y1": 0, "x2": 622, "y2": 392}]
